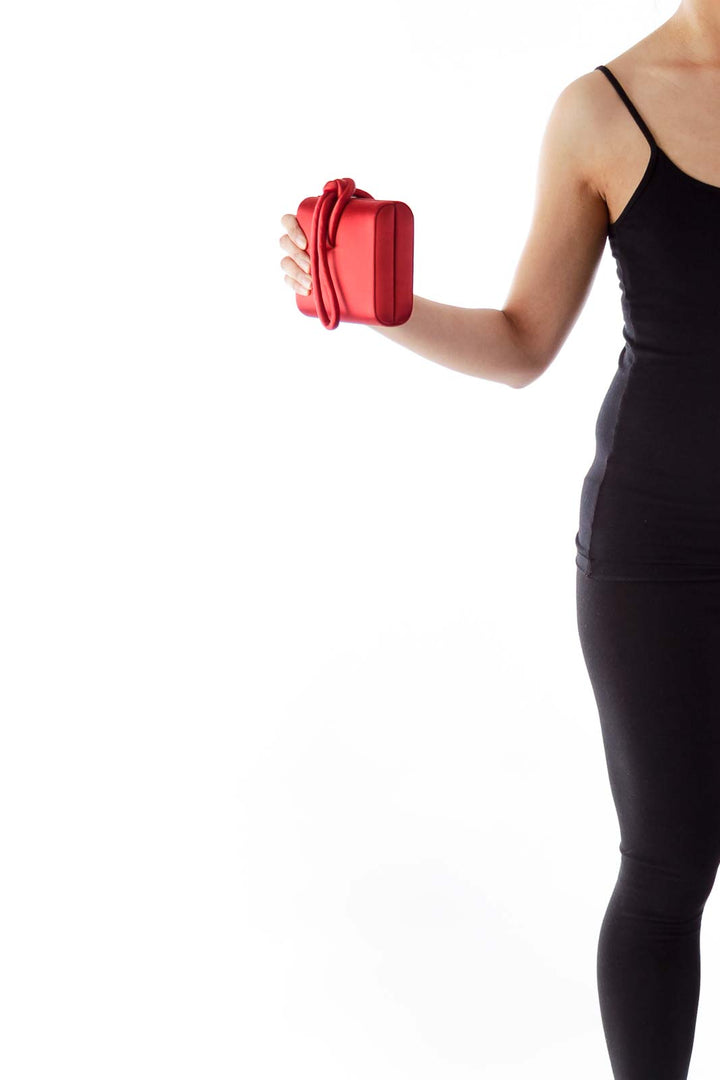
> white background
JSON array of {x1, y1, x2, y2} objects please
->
[{"x1": 4, "y1": 1, "x2": 718, "y2": 1078}]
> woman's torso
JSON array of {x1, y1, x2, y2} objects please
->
[{"x1": 576, "y1": 32, "x2": 720, "y2": 580}]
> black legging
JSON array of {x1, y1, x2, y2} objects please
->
[{"x1": 576, "y1": 567, "x2": 720, "y2": 1080}]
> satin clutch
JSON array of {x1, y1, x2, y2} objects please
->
[{"x1": 295, "y1": 177, "x2": 414, "y2": 330}]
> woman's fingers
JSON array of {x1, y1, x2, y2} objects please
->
[
  {"x1": 280, "y1": 213, "x2": 308, "y2": 251},
  {"x1": 279, "y1": 214, "x2": 311, "y2": 294},
  {"x1": 281, "y1": 254, "x2": 312, "y2": 294},
  {"x1": 283, "y1": 274, "x2": 311, "y2": 295},
  {"x1": 279, "y1": 233, "x2": 311, "y2": 272}
]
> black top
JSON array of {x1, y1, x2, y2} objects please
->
[{"x1": 575, "y1": 64, "x2": 720, "y2": 580}]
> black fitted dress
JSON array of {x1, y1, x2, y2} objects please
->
[{"x1": 574, "y1": 64, "x2": 720, "y2": 1080}]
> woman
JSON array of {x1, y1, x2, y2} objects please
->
[{"x1": 278, "y1": 5, "x2": 720, "y2": 1077}]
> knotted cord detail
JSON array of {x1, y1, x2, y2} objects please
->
[{"x1": 308, "y1": 177, "x2": 374, "y2": 329}]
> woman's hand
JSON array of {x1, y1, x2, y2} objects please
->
[{"x1": 279, "y1": 214, "x2": 312, "y2": 296}]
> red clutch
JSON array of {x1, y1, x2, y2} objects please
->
[{"x1": 295, "y1": 177, "x2": 414, "y2": 330}]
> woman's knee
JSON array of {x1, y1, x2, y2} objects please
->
[{"x1": 613, "y1": 850, "x2": 719, "y2": 928}]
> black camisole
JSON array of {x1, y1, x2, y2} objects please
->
[{"x1": 575, "y1": 63, "x2": 720, "y2": 581}]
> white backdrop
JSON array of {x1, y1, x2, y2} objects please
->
[{"x1": 6, "y1": 1, "x2": 720, "y2": 1078}]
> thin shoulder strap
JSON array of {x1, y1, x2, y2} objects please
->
[{"x1": 596, "y1": 65, "x2": 657, "y2": 150}]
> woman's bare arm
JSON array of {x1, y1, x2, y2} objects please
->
[{"x1": 369, "y1": 72, "x2": 611, "y2": 388}]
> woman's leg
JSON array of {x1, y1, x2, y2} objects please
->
[{"x1": 576, "y1": 568, "x2": 720, "y2": 1080}]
